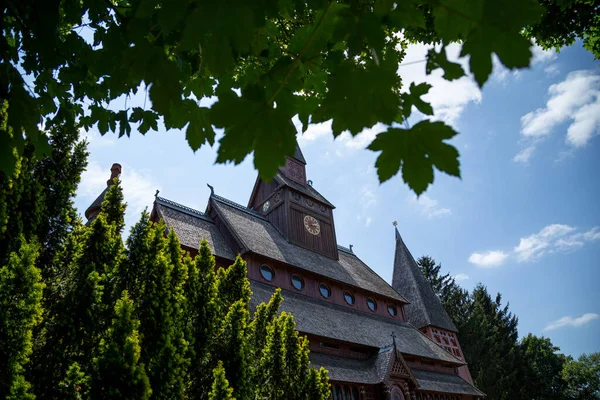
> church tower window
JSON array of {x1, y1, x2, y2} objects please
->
[
  {"x1": 367, "y1": 298, "x2": 377, "y2": 311},
  {"x1": 291, "y1": 275, "x2": 304, "y2": 291},
  {"x1": 260, "y1": 265, "x2": 274, "y2": 281},
  {"x1": 319, "y1": 283, "x2": 331, "y2": 298},
  {"x1": 344, "y1": 291, "x2": 355, "y2": 305}
]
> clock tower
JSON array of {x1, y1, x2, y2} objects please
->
[{"x1": 248, "y1": 144, "x2": 339, "y2": 260}]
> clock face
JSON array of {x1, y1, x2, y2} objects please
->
[
  {"x1": 262, "y1": 201, "x2": 270, "y2": 213},
  {"x1": 303, "y1": 215, "x2": 320, "y2": 236}
]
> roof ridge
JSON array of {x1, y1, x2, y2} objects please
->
[
  {"x1": 211, "y1": 194, "x2": 267, "y2": 220},
  {"x1": 155, "y1": 196, "x2": 213, "y2": 222},
  {"x1": 337, "y1": 244, "x2": 354, "y2": 254}
]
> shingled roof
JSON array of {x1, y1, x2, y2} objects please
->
[
  {"x1": 153, "y1": 197, "x2": 235, "y2": 260},
  {"x1": 210, "y1": 195, "x2": 406, "y2": 302},
  {"x1": 308, "y1": 347, "x2": 393, "y2": 384},
  {"x1": 274, "y1": 171, "x2": 335, "y2": 208},
  {"x1": 250, "y1": 281, "x2": 463, "y2": 365},
  {"x1": 412, "y1": 370, "x2": 485, "y2": 397},
  {"x1": 392, "y1": 228, "x2": 457, "y2": 332}
]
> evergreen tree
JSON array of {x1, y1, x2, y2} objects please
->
[
  {"x1": 215, "y1": 300, "x2": 252, "y2": 400},
  {"x1": 209, "y1": 361, "x2": 236, "y2": 400},
  {"x1": 186, "y1": 240, "x2": 219, "y2": 400},
  {"x1": 92, "y1": 290, "x2": 151, "y2": 400},
  {"x1": 0, "y1": 240, "x2": 44, "y2": 400},
  {"x1": 217, "y1": 255, "x2": 252, "y2": 312}
]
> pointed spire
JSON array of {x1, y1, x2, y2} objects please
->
[
  {"x1": 293, "y1": 142, "x2": 306, "y2": 165},
  {"x1": 392, "y1": 227, "x2": 457, "y2": 332}
]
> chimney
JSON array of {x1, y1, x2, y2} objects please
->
[
  {"x1": 85, "y1": 163, "x2": 122, "y2": 224},
  {"x1": 107, "y1": 163, "x2": 122, "y2": 185}
]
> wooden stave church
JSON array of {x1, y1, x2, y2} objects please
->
[{"x1": 86, "y1": 148, "x2": 484, "y2": 400}]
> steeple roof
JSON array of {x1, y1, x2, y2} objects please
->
[
  {"x1": 392, "y1": 228, "x2": 457, "y2": 332},
  {"x1": 293, "y1": 143, "x2": 306, "y2": 164}
]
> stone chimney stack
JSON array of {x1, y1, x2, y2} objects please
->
[
  {"x1": 85, "y1": 163, "x2": 122, "y2": 224},
  {"x1": 107, "y1": 163, "x2": 122, "y2": 185}
]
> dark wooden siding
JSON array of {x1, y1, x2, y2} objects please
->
[
  {"x1": 249, "y1": 179, "x2": 280, "y2": 210},
  {"x1": 288, "y1": 204, "x2": 337, "y2": 259}
]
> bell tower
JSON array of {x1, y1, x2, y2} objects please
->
[{"x1": 248, "y1": 144, "x2": 339, "y2": 259}]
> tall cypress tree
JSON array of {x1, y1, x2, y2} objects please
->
[
  {"x1": 186, "y1": 240, "x2": 219, "y2": 400},
  {"x1": 0, "y1": 239, "x2": 44, "y2": 400},
  {"x1": 209, "y1": 361, "x2": 236, "y2": 400},
  {"x1": 92, "y1": 290, "x2": 151, "y2": 400}
]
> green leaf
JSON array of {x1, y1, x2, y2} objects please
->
[
  {"x1": 426, "y1": 47, "x2": 465, "y2": 80},
  {"x1": 313, "y1": 59, "x2": 400, "y2": 136},
  {"x1": 212, "y1": 88, "x2": 297, "y2": 180},
  {"x1": 186, "y1": 107, "x2": 215, "y2": 151},
  {"x1": 433, "y1": 0, "x2": 483, "y2": 40},
  {"x1": 368, "y1": 120, "x2": 460, "y2": 195},
  {"x1": 401, "y1": 82, "x2": 434, "y2": 119}
]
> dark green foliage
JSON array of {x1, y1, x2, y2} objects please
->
[
  {"x1": 520, "y1": 334, "x2": 568, "y2": 399},
  {"x1": 562, "y1": 352, "x2": 600, "y2": 399},
  {"x1": 217, "y1": 255, "x2": 252, "y2": 311},
  {"x1": 5, "y1": 0, "x2": 591, "y2": 194},
  {"x1": 92, "y1": 291, "x2": 151, "y2": 400},
  {"x1": 525, "y1": 0, "x2": 600, "y2": 59},
  {"x1": 0, "y1": 240, "x2": 44, "y2": 400},
  {"x1": 209, "y1": 361, "x2": 236, "y2": 400}
]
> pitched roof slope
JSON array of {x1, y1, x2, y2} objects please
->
[
  {"x1": 153, "y1": 197, "x2": 235, "y2": 260},
  {"x1": 211, "y1": 195, "x2": 405, "y2": 302},
  {"x1": 274, "y1": 172, "x2": 334, "y2": 208},
  {"x1": 250, "y1": 281, "x2": 463, "y2": 365},
  {"x1": 308, "y1": 347, "x2": 393, "y2": 384},
  {"x1": 412, "y1": 369, "x2": 485, "y2": 397},
  {"x1": 392, "y1": 228, "x2": 457, "y2": 332}
]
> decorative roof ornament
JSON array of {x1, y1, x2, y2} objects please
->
[
  {"x1": 154, "y1": 189, "x2": 160, "y2": 198},
  {"x1": 349, "y1": 244, "x2": 353, "y2": 252},
  {"x1": 392, "y1": 220, "x2": 398, "y2": 227},
  {"x1": 207, "y1": 183, "x2": 214, "y2": 196},
  {"x1": 391, "y1": 331, "x2": 397, "y2": 349},
  {"x1": 307, "y1": 179, "x2": 313, "y2": 186}
]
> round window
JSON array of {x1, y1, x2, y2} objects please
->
[
  {"x1": 344, "y1": 291, "x2": 355, "y2": 305},
  {"x1": 319, "y1": 283, "x2": 331, "y2": 298},
  {"x1": 260, "y1": 265, "x2": 274, "y2": 281},
  {"x1": 291, "y1": 275, "x2": 304, "y2": 291},
  {"x1": 388, "y1": 304, "x2": 397, "y2": 317},
  {"x1": 367, "y1": 298, "x2": 377, "y2": 311}
]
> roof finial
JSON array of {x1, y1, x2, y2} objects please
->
[
  {"x1": 154, "y1": 189, "x2": 160, "y2": 199},
  {"x1": 391, "y1": 331, "x2": 397, "y2": 348},
  {"x1": 107, "y1": 163, "x2": 122, "y2": 185},
  {"x1": 307, "y1": 179, "x2": 313, "y2": 186},
  {"x1": 207, "y1": 183, "x2": 214, "y2": 196},
  {"x1": 392, "y1": 220, "x2": 398, "y2": 227},
  {"x1": 349, "y1": 244, "x2": 353, "y2": 252}
]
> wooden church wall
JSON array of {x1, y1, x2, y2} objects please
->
[{"x1": 288, "y1": 205, "x2": 337, "y2": 259}]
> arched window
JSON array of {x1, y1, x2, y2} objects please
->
[
  {"x1": 319, "y1": 283, "x2": 331, "y2": 298},
  {"x1": 367, "y1": 297, "x2": 377, "y2": 311},
  {"x1": 291, "y1": 274, "x2": 304, "y2": 291},
  {"x1": 388, "y1": 304, "x2": 397, "y2": 317},
  {"x1": 260, "y1": 265, "x2": 274, "y2": 281},
  {"x1": 344, "y1": 291, "x2": 355, "y2": 305}
]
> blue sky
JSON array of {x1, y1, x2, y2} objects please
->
[{"x1": 74, "y1": 41, "x2": 600, "y2": 358}]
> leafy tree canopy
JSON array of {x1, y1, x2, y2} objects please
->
[{"x1": 2, "y1": 0, "x2": 594, "y2": 195}]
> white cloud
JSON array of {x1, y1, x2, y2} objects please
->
[
  {"x1": 516, "y1": 70, "x2": 600, "y2": 162},
  {"x1": 78, "y1": 160, "x2": 160, "y2": 218},
  {"x1": 513, "y1": 144, "x2": 536, "y2": 164},
  {"x1": 544, "y1": 64, "x2": 560, "y2": 77},
  {"x1": 531, "y1": 44, "x2": 558, "y2": 65},
  {"x1": 364, "y1": 217, "x2": 373, "y2": 227},
  {"x1": 514, "y1": 224, "x2": 579, "y2": 262},
  {"x1": 338, "y1": 123, "x2": 387, "y2": 149},
  {"x1": 454, "y1": 273, "x2": 470, "y2": 281},
  {"x1": 544, "y1": 313, "x2": 599, "y2": 331},
  {"x1": 468, "y1": 250, "x2": 509, "y2": 268},
  {"x1": 360, "y1": 186, "x2": 377, "y2": 208},
  {"x1": 471, "y1": 225, "x2": 600, "y2": 266},
  {"x1": 409, "y1": 194, "x2": 451, "y2": 219},
  {"x1": 399, "y1": 43, "x2": 481, "y2": 127}
]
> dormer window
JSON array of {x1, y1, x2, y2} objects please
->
[{"x1": 260, "y1": 265, "x2": 274, "y2": 281}]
